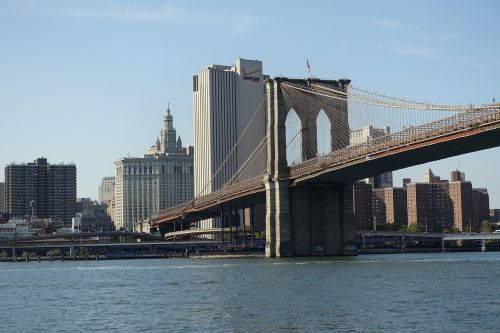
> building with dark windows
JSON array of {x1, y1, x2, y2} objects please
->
[
  {"x1": 344, "y1": 181, "x2": 373, "y2": 231},
  {"x1": 372, "y1": 187, "x2": 407, "y2": 227},
  {"x1": 4, "y1": 157, "x2": 76, "y2": 224},
  {"x1": 472, "y1": 188, "x2": 489, "y2": 227},
  {"x1": 449, "y1": 180, "x2": 473, "y2": 231},
  {"x1": 406, "y1": 182, "x2": 452, "y2": 231}
]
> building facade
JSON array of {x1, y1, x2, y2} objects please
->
[
  {"x1": 350, "y1": 126, "x2": 393, "y2": 188},
  {"x1": 449, "y1": 181, "x2": 473, "y2": 231},
  {"x1": 114, "y1": 107, "x2": 194, "y2": 230},
  {"x1": 345, "y1": 181, "x2": 373, "y2": 231},
  {"x1": 72, "y1": 211, "x2": 114, "y2": 233},
  {"x1": 193, "y1": 58, "x2": 267, "y2": 228},
  {"x1": 98, "y1": 176, "x2": 115, "y2": 205},
  {"x1": 373, "y1": 187, "x2": 407, "y2": 227},
  {"x1": 4, "y1": 158, "x2": 76, "y2": 224},
  {"x1": 472, "y1": 188, "x2": 489, "y2": 227},
  {"x1": 406, "y1": 181, "x2": 452, "y2": 231}
]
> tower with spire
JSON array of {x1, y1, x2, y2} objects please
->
[
  {"x1": 115, "y1": 103, "x2": 194, "y2": 231},
  {"x1": 150, "y1": 103, "x2": 183, "y2": 155}
]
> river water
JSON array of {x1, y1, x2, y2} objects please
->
[{"x1": 1, "y1": 252, "x2": 500, "y2": 332}]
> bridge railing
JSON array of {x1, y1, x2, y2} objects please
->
[
  {"x1": 290, "y1": 107, "x2": 500, "y2": 179},
  {"x1": 152, "y1": 175, "x2": 265, "y2": 223},
  {"x1": 153, "y1": 105, "x2": 500, "y2": 223}
]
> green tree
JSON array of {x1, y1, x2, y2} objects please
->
[
  {"x1": 480, "y1": 220, "x2": 492, "y2": 234},
  {"x1": 407, "y1": 223, "x2": 426, "y2": 233},
  {"x1": 47, "y1": 249, "x2": 61, "y2": 256}
]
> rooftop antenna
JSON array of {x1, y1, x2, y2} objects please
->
[{"x1": 456, "y1": 160, "x2": 461, "y2": 171}]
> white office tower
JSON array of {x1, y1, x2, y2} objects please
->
[
  {"x1": 193, "y1": 58, "x2": 267, "y2": 228},
  {"x1": 114, "y1": 106, "x2": 194, "y2": 230},
  {"x1": 350, "y1": 125, "x2": 393, "y2": 188}
]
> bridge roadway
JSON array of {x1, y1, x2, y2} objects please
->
[
  {"x1": 152, "y1": 106, "x2": 500, "y2": 227},
  {"x1": 0, "y1": 240, "x2": 221, "y2": 251}
]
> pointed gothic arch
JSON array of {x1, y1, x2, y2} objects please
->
[
  {"x1": 285, "y1": 108, "x2": 302, "y2": 165},
  {"x1": 316, "y1": 109, "x2": 332, "y2": 156}
]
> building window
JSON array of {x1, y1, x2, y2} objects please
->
[{"x1": 193, "y1": 75, "x2": 198, "y2": 92}]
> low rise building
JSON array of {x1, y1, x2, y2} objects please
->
[
  {"x1": 133, "y1": 219, "x2": 151, "y2": 234},
  {"x1": 71, "y1": 211, "x2": 114, "y2": 233}
]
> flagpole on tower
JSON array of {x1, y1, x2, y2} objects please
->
[{"x1": 306, "y1": 59, "x2": 311, "y2": 80}]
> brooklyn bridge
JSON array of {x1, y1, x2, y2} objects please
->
[{"x1": 151, "y1": 77, "x2": 500, "y2": 258}]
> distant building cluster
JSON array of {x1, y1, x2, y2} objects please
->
[{"x1": 346, "y1": 169, "x2": 490, "y2": 232}]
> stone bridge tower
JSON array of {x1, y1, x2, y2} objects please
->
[{"x1": 264, "y1": 78, "x2": 355, "y2": 257}]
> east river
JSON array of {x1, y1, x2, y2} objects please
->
[{"x1": 2, "y1": 252, "x2": 500, "y2": 332}]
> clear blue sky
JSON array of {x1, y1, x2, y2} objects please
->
[{"x1": 1, "y1": 0, "x2": 499, "y2": 206}]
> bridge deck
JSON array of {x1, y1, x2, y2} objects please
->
[{"x1": 153, "y1": 107, "x2": 500, "y2": 227}]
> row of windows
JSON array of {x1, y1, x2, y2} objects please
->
[{"x1": 121, "y1": 165, "x2": 194, "y2": 175}]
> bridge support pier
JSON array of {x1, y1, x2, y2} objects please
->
[
  {"x1": 265, "y1": 179, "x2": 293, "y2": 257},
  {"x1": 290, "y1": 185, "x2": 348, "y2": 256},
  {"x1": 265, "y1": 180, "x2": 354, "y2": 257}
]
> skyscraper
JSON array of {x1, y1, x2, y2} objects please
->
[
  {"x1": 98, "y1": 176, "x2": 115, "y2": 205},
  {"x1": 114, "y1": 106, "x2": 194, "y2": 230},
  {"x1": 4, "y1": 157, "x2": 76, "y2": 223},
  {"x1": 193, "y1": 58, "x2": 267, "y2": 228}
]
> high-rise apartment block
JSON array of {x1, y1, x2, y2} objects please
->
[
  {"x1": 344, "y1": 181, "x2": 373, "y2": 231},
  {"x1": 350, "y1": 126, "x2": 393, "y2": 188},
  {"x1": 98, "y1": 176, "x2": 115, "y2": 205},
  {"x1": 193, "y1": 58, "x2": 267, "y2": 228},
  {"x1": 114, "y1": 107, "x2": 194, "y2": 230},
  {"x1": 372, "y1": 187, "x2": 407, "y2": 226},
  {"x1": 406, "y1": 181, "x2": 452, "y2": 230},
  {"x1": 404, "y1": 170, "x2": 488, "y2": 232},
  {"x1": 472, "y1": 188, "x2": 489, "y2": 227},
  {"x1": 449, "y1": 180, "x2": 473, "y2": 231},
  {"x1": 4, "y1": 157, "x2": 76, "y2": 223}
]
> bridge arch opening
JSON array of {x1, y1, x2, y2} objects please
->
[
  {"x1": 285, "y1": 108, "x2": 302, "y2": 165},
  {"x1": 316, "y1": 109, "x2": 332, "y2": 156}
]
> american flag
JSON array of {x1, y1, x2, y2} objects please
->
[{"x1": 306, "y1": 60, "x2": 311, "y2": 73}]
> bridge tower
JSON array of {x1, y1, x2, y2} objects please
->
[{"x1": 264, "y1": 78, "x2": 355, "y2": 257}]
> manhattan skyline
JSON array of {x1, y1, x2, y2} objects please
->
[{"x1": 1, "y1": 0, "x2": 499, "y2": 206}]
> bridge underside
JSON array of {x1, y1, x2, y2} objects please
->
[
  {"x1": 156, "y1": 191, "x2": 266, "y2": 233},
  {"x1": 296, "y1": 125, "x2": 500, "y2": 185}
]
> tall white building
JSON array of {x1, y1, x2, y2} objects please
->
[
  {"x1": 350, "y1": 125, "x2": 393, "y2": 188},
  {"x1": 114, "y1": 106, "x2": 194, "y2": 230},
  {"x1": 193, "y1": 58, "x2": 267, "y2": 228},
  {"x1": 98, "y1": 176, "x2": 115, "y2": 205}
]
